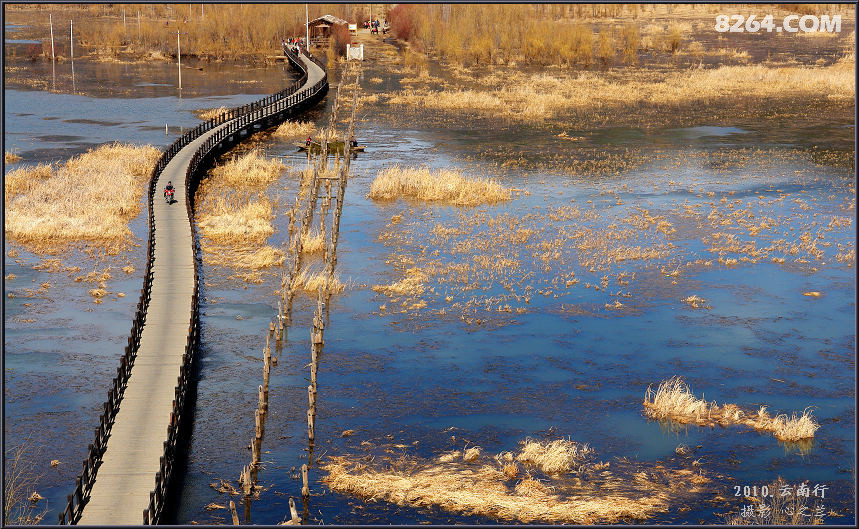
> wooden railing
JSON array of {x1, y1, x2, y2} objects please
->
[{"x1": 59, "y1": 49, "x2": 327, "y2": 525}]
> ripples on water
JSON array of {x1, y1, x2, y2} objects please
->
[{"x1": 4, "y1": 56, "x2": 854, "y2": 525}]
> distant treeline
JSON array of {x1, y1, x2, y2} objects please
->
[
  {"x1": 19, "y1": 3, "x2": 365, "y2": 60},
  {"x1": 389, "y1": 4, "x2": 649, "y2": 67}
]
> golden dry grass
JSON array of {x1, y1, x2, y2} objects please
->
[
  {"x1": 272, "y1": 120, "x2": 316, "y2": 139},
  {"x1": 372, "y1": 267, "x2": 427, "y2": 297},
  {"x1": 5, "y1": 151, "x2": 22, "y2": 164},
  {"x1": 211, "y1": 149, "x2": 285, "y2": 188},
  {"x1": 195, "y1": 151, "x2": 286, "y2": 274},
  {"x1": 194, "y1": 106, "x2": 228, "y2": 120},
  {"x1": 516, "y1": 438, "x2": 593, "y2": 474},
  {"x1": 644, "y1": 376, "x2": 820, "y2": 442},
  {"x1": 322, "y1": 438, "x2": 710, "y2": 524},
  {"x1": 4, "y1": 144, "x2": 160, "y2": 253},
  {"x1": 368, "y1": 165, "x2": 512, "y2": 206},
  {"x1": 197, "y1": 192, "x2": 276, "y2": 244},
  {"x1": 293, "y1": 267, "x2": 345, "y2": 294},
  {"x1": 384, "y1": 59, "x2": 854, "y2": 121},
  {"x1": 299, "y1": 230, "x2": 326, "y2": 255},
  {"x1": 4, "y1": 163, "x2": 53, "y2": 203}
]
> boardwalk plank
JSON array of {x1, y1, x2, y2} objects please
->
[{"x1": 77, "y1": 55, "x2": 324, "y2": 525}]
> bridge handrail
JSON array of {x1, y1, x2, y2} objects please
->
[
  {"x1": 142, "y1": 53, "x2": 327, "y2": 524},
  {"x1": 59, "y1": 51, "x2": 326, "y2": 525}
]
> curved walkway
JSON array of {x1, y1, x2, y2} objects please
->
[{"x1": 77, "y1": 54, "x2": 325, "y2": 525}]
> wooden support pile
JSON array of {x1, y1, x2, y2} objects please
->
[{"x1": 230, "y1": 62, "x2": 363, "y2": 526}]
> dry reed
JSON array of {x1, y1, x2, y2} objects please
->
[
  {"x1": 5, "y1": 151, "x2": 22, "y2": 164},
  {"x1": 299, "y1": 230, "x2": 325, "y2": 254},
  {"x1": 643, "y1": 377, "x2": 820, "y2": 442},
  {"x1": 195, "y1": 151, "x2": 285, "y2": 273},
  {"x1": 293, "y1": 267, "x2": 345, "y2": 294},
  {"x1": 384, "y1": 59, "x2": 853, "y2": 121},
  {"x1": 322, "y1": 437, "x2": 710, "y2": 524},
  {"x1": 272, "y1": 120, "x2": 316, "y2": 139},
  {"x1": 516, "y1": 438, "x2": 593, "y2": 474},
  {"x1": 210, "y1": 149, "x2": 285, "y2": 188},
  {"x1": 4, "y1": 144, "x2": 160, "y2": 253},
  {"x1": 368, "y1": 165, "x2": 511, "y2": 206},
  {"x1": 5, "y1": 163, "x2": 53, "y2": 203},
  {"x1": 194, "y1": 106, "x2": 228, "y2": 120}
]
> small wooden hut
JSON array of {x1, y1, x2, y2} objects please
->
[{"x1": 308, "y1": 15, "x2": 348, "y2": 47}]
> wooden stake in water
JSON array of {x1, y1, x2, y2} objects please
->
[
  {"x1": 177, "y1": 30, "x2": 182, "y2": 90},
  {"x1": 123, "y1": 9, "x2": 126, "y2": 33},
  {"x1": 229, "y1": 500, "x2": 239, "y2": 525},
  {"x1": 137, "y1": 10, "x2": 140, "y2": 41},
  {"x1": 301, "y1": 464, "x2": 309, "y2": 499},
  {"x1": 70, "y1": 19, "x2": 75, "y2": 92},
  {"x1": 49, "y1": 13, "x2": 55, "y2": 89}
]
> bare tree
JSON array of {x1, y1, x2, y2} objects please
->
[{"x1": 4, "y1": 439, "x2": 47, "y2": 525}]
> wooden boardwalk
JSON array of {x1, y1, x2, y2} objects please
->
[{"x1": 77, "y1": 55, "x2": 325, "y2": 525}]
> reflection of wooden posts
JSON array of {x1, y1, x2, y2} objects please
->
[{"x1": 229, "y1": 500, "x2": 239, "y2": 525}]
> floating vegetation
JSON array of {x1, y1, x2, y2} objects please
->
[
  {"x1": 5, "y1": 151, "x2": 22, "y2": 163},
  {"x1": 196, "y1": 151, "x2": 286, "y2": 275},
  {"x1": 194, "y1": 106, "x2": 228, "y2": 121},
  {"x1": 272, "y1": 120, "x2": 316, "y2": 139},
  {"x1": 322, "y1": 437, "x2": 710, "y2": 524},
  {"x1": 4, "y1": 144, "x2": 160, "y2": 254},
  {"x1": 368, "y1": 165, "x2": 512, "y2": 206},
  {"x1": 643, "y1": 376, "x2": 820, "y2": 442},
  {"x1": 293, "y1": 267, "x2": 345, "y2": 295},
  {"x1": 516, "y1": 438, "x2": 593, "y2": 474},
  {"x1": 381, "y1": 56, "x2": 854, "y2": 122}
]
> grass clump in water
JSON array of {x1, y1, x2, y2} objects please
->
[
  {"x1": 194, "y1": 106, "x2": 228, "y2": 121},
  {"x1": 211, "y1": 149, "x2": 285, "y2": 188},
  {"x1": 516, "y1": 438, "x2": 593, "y2": 474},
  {"x1": 4, "y1": 144, "x2": 160, "y2": 254},
  {"x1": 322, "y1": 436, "x2": 710, "y2": 524},
  {"x1": 643, "y1": 376, "x2": 820, "y2": 442},
  {"x1": 272, "y1": 120, "x2": 316, "y2": 139},
  {"x1": 195, "y1": 150, "x2": 286, "y2": 274},
  {"x1": 368, "y1": 165, "x2": 511, "y2": 206},
  {"x1": 293, "y1": 267, "x2": 345, "y2": 295},
  {"x1": 5, "y1": 151, "x2": 22, "y2": 164}
]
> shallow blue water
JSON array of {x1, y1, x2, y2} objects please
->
[{"x1": 4, "y1": 54, "x2": 855, "y2": 526}]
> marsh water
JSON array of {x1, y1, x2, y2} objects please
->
[{"x1": 5, "y1": 40, "x2": 856, "y2": 525}]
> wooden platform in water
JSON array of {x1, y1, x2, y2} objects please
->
[{"x1": 297, "y1": 141, "x2": 365, "y2": 154}]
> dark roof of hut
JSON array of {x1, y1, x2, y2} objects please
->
[{"x1": 309, "y1": 15, "x2": 348, "y2": 27}]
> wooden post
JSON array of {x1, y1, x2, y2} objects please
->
[
  {"x1": 307, "y1": 408, "x2": 314, "y2": 442},
  {"x1": 258, "y1": 384, "x2": 266, "y2": 414},
  {"x1": 307, "y1": 384, "x2": 316, "y2": 408},
  {"x1": 287, "y1": 497, "x2": 300, "y2": 524},
  {"x1": 229, "y1": 500, "x2": 239, "y2": 525},
  {"x1": 70, "y1": 19, "x2": 75, "y2": 92},
  {"x1": 49, "y1": 13, "x2": 55, "y2": 61},
  {"x1": 137, "y1": 10, "x2": 140, "y2": 41},
  {"x1": 49, "y1": 13, "x2": 55, "y2": 89},
  {"x1": 301, "y1": 464, "x2": 309, "y2": 499},
  {"x1": 177, "y1": 30, "x2": 182, "y2": 90}
]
